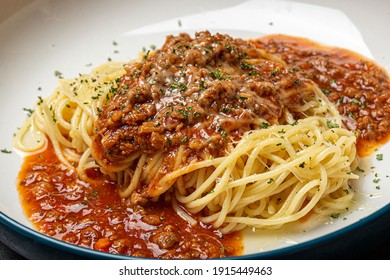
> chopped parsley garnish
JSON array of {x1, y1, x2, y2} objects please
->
[
  {"x1": 351, "y1": 99, "x2": 360, "y2": 105},
  {"x1": 373, "y1": 178, "x2": 380, "y2": 184},
  {"x1": 199, "y1": 80, "x2": 206, "y2": 90},
  {"x1": 23, "y1": 108, "x2": 34, "y2": 117},
  {"x1": 54, "y1": 70, "x2": 63, "y2": 79},
  {"x1": 269, "y1": 68, "x2": 279, "y2": 77},
  {"x1": 178, "y1": 108, "x2": 189, "y2": 118},
  {"x1": 221, "y1": 107, "x2": 232, "y2": 114},
  {"x1": 210, "y1": 68, "x2": 227, "y2": 80},
  {"x1": 290, "y1": 120, "x2": 298, "y2": 126},
  {"x1": 330, "y1": 213, "x2": 340, "y2": 219},
  {"x1": 326, "y1": 121, "x2": 339, "y2": 129},
  {"x1": 259, "y1": 122, "x2": 270, "y2": 129},
  {"x1": 376, "y1": 154, "x2": 383, "y2": 161},
  {"x1": 143, "y1": 50, "x2": 150, "y2": 60},
  {"x1": 37, "y1": 96, "x2": 44, "y2": 105},
  {"x1": 355, "y1": 166, "x2": 365, "y2": 172},
  {"x1": 1, "y1": 148, "x2": 12, "y2": 154},
  {"x1": 169, "y1": 82, "x2": 187, "y2": 92},
  {"x1": 240, "y1": 61, "x2": 254, "y2": 70}
]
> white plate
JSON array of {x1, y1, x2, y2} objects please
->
[{"x1": 1, "y1": 0, "x2": 389, "y2": 259}]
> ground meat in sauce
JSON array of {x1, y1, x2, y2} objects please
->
[
  {"x1": 17, "y1": 144, "x2": 242, "y2": 259},
  {"x1": 17, "y1": 32, "x2": 390, "y2": 260},
  {"x1": 92, "y1": 31, "x2": 316, "y2": 182},
  {"x1": 252, "y1": 35, "x2": 390, "y2": 149}
]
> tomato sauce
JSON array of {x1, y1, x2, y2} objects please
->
[
  {"x1": 252, "y1": 34, "x2": 390, "y2": 156},
  {"x1": 17, "y1": 142, "x2": 242, "y2": 259},
  {"x1": 17, "y1": 34, "x2": 390, "y2": 259}
]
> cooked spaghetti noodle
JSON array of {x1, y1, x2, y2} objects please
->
[{"x1": 14, "y1": 31, "x2": 359, "y2": 234}]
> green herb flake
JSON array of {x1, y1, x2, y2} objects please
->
[
  {"x1": 351, "y1": 99, "x2": 360, "y2": 105},
  {"x1": 90, "y1": 191, "x2": 99, "y2": 196},
  {"x1": 330, "y1": 213, "x2": 340, "y2": 219},
  {"x1": 267, "y1": 178, "x2": 274, "y2": 184},
  {"x1": 169, "y1": 82, "x2": 187, "y2": 92},
  {"x1": 355, "y1": 166, "x2": 365, "y2": 172},
  {"x1": 240, "y1": 61, "x2": 254, "y2": 70},
  {"x1": 259, "y1": 122, "x2": 270, "y2": 129},
  {"x1": 376, "y1": 154, "x2": 383, "y2": 161},
  {"x1": 326, "y1": 121, "x2": 339, "y2": 129},
  {"x1": 269, "y1": 68, "x2": 279, "y2": 77},
  {"x1": 1, "y1": 148, "x2": 12, "y2": 154},
  {"x1": 178, "y1": 109, "x2": 189, "y2": 118},
  {"x1": 143, "y1": 50, "x2": 150, "y2": 60},
  {"x1": 37, "y1": 96, "x2": 44, "y2": 105},
  {"x1": 54, "y1": 70, "x2": 63, "y2": 79},
  {"x1": 210, "y1": 68, "x2": 227, "y2": 80},
  {"x1": 23, "y1": 108, "x2": 34, "y2": 117},
  {"x1": 199, "y1": 80, "x2": 206, "y2": 91}
]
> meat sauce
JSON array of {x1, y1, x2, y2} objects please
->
[
  {"x1": 92, "y1": 31, "x2": 319, "y2": 198},
  {"x1": 18, "y1": 142, "x2": 242, "y2": 259},
  {"x1": 92, "y1": 31, "x2": 314, "y2": 174},
  {"x1": 253, "y1": 34, "x2": 390, "y2": 156},
  {"x1": 17, "y1": 32, "x2": 390, "y2": 259}
]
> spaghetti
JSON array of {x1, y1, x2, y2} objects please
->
[{"x1": 14, "y1": 31, "x2": 359, "y2": 235}]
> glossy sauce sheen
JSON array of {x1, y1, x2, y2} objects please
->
[
  {"x1": 93, "y1": 31, "x2": 312, "y2": 173},
  {"x1": 18, "y1": 143, "x2": 242, "y2": 258},
  {"x1": 92, "y1": 31, "x2": 318, "y2": 199},
  {"x1": 17, "y1": 34, "x2": 390, "y2": 259},
  {"x1": 253, "y1": 35, "x2": 390, "y2": 156}
]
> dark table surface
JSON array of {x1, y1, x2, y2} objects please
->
[
  {"x1": 1, "y1": 230, "x2": 389, "y2": 260},
  {"x1": 0, "y1": 241, "x2": 25, "y2": 260}
]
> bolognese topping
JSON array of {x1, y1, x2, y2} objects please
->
[{"x1": 92, "y1": 31, "x2": 314, "y2": 173}]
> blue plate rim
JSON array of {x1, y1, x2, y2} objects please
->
[{"x1": 1, "y1": 201, "x2": 390, "y2": 259}]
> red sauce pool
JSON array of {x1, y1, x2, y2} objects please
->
[
  {"x1": 17, "y1": 142, "x2": 242, "y2": 259},
  {"x1": 252, "y1": 34, "x2": 390, "y2": 156}
]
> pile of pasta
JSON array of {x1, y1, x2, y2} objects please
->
[{"x1": 14, "y1": 61, "x2": 358, "y2": 234}]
